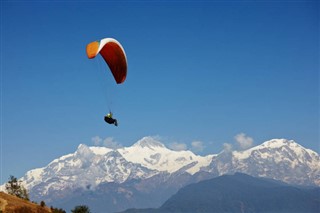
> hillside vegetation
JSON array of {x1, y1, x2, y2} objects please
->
[{"x1": 0, "y1": 192, "x2": 51, "y2": 213}]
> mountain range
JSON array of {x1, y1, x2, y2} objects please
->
[{"x1": 1, "y1": 137, "x2": 319, "y2": 212}]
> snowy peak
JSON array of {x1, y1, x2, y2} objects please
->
[
  {"x1": 219, "y1": 138, "x2": 320, "y2": 186},
  {"x1": 89, "y1": 146, "x2": 113, "y2": 155},
  {"x1": 77, "y1": 143, "x2": 87, "y2": 150},
  {"x1": 133, "y1": 136, "x2": 166, "y2": 150},
  {"x1": 260, "y1": 139, "x2": 305, "y2": 150},
  {"x1": 261, "y1": 139, "x2": 319, "y2": 157},
  {"x1": 77, "y1": 143, "x2": 113, "y2": 156},
  {"x1": 260, "y1": 139, "x2": 320, "y2": 168},
  {"x1": 235, "y1": 139, "x2": 318, "y2": 160},
  {"x1": 119, "y1": 136, "x2": 212, "y2": 174}
]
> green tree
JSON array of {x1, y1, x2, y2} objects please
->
[
  {"x1": 50, "y1": 206, "x2": 66, "y2": 213},
  {"x1": 40, "y1": 200, "x2": 46, "y2": 207},
  {"x1": 5, "y1": 175, "x2": 29, "y2": 201},
  {"x1": 71, "y1": 205, "x2": 91, "y2": 213}
]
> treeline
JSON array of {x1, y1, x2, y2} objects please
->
[{"x1": 4, "y1": 175, "x2": 91, "y2": 213}]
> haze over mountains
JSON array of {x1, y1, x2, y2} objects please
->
[{"x1": 1, "y1": 137, "x2": 319, "y2": 212}]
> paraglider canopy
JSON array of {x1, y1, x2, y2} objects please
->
[{"x1": 86, "y1": 38, "x2": 127, "y2": 84}]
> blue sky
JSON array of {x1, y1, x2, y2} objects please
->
[{"x1": 1, "y1": 1, "x2": 319, "y2": 184}]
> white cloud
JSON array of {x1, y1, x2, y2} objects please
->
[
  {"x1": 168, "y1": 142, "x2": 187, "y2": 151},
  {"x1": 103, "y1": 137, "x2": 123, "y2": 149},
  {"x1": 91, "y1": 136, "x2": 122, "y2": 149},
  {"x1": 91, "y1": 136, "x2": 102, "y2": 146},
  {"x1": 234, "y1": 133, "x2": 254, "y2": 150},
  {"x1": 191, "y1": 141, "x2": 205, "y2": 153},
  {"x1": 223, "y1": 143, "x2": 233, "y2": 152}
]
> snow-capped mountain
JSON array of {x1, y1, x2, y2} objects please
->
[
  {"x1": 20, "y1": 136, "x2": 213, "y2": 196},
  {"x1": 1, "y1": 137, "x2": 319, "y2": 213},
  {"x1": 118, "y1": 137, "x2": 213, "y2": 174},
  {"x1": 205, "y1": 139, "x2": 320, "y2": 186}
]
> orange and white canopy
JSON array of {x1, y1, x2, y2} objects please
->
[{"x1": 86, "y1": 38, "x2": 127, "y2": 84}]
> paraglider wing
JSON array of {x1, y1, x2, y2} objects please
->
[{"x1": 86, "y1": 38, "x2": 127, "y2": 84}]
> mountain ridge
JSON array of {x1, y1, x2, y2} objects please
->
[
  {"x1": 120, "y1": 173, "x2": 320, "y2": 213},
  {"x1": 1, "y1": 137, "x2": 319, "y2": 213}
]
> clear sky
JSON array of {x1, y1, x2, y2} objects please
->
[{"x1": 1, "y1": 1, "x2": 319, "y2": 184}]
